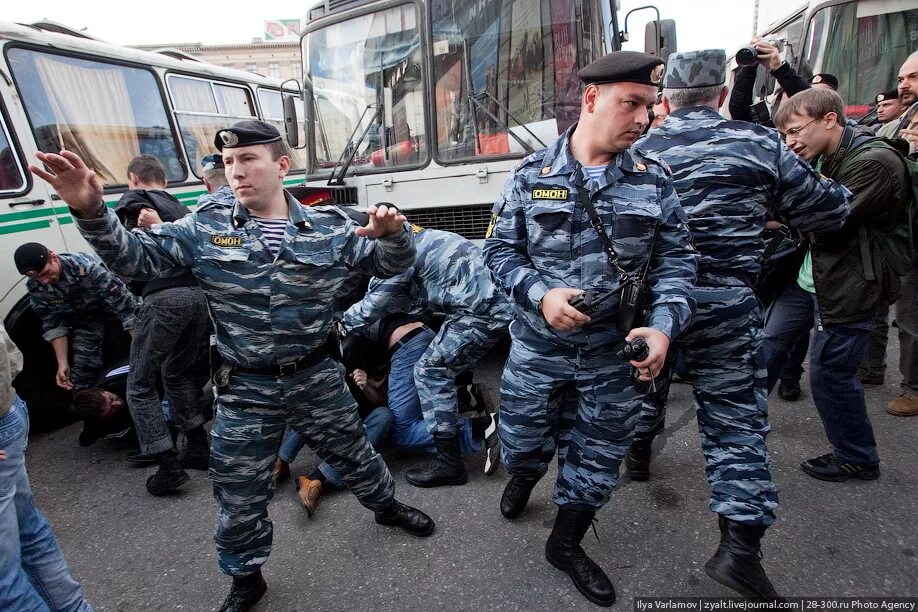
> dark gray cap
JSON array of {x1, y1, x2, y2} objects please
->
[{"x1": 663, "y1": 49, "x2": 727, "y2": 89}]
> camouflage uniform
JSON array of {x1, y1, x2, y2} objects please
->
[
  {"x1": 74, "y1": 195, "x2": 414, "y2": 576},
  {"x1": 483, "y1": 126, "x2": 698, "y2": 508},
  {"x1": 27, "y1": 252, "x2": 137, "y2": 391},
  {"x1": 636, "y1": 105, "x2": 851, "y2": 525},
  {"x1": 344, "y1": 227, "x2": 512, "y2": 439}
]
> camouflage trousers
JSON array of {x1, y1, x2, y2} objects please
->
[
  {"x1": 633, "y1": 285, "x2": 779, "y2": 526},
  {"x1": 499, "y1": 323, "x2": 641, "y2": 508},
  {"x1": 67, "y1": 320, "x2": 106, "y2": 392},
  {"x1": 415, "y1": 313, "x2": 507, "y2": 437},
  {"x1": 210, "y1": 358, "x2": 395, "y2": 577}
]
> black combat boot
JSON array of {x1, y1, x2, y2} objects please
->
[
  {"x1": 704, "y1": 516, "x2": 785, "y2": 602},
  {"x1": 625, "y1": 436, "x2": 654, "y2": 482},
  {"x1": 544, "y1": 506, "x2": 616, "y2": 607},
  {"x1": 405, "y1": 434, "x2": 467, "y2": 488},
  {"x1": 146, "y1": 450, "x2": 189, "y2": 496},
  {"x1": 218, "y1": 570, "x2": 267, "y2": 612},
  {"x1": 374, "y1": 500, "x2": 435, "y2": 537},
  {"x1": 178, "y1": 425, "x2": 210, "y2": 470},
  {"x1": 500, "y1": 474, "x2": 539, "y2": 519}
]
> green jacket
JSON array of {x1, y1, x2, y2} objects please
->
[{"x1": 812, "y1": 128, "x2": 911, "y2": 324}]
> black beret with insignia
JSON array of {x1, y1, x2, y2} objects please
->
[
  {"x1": 578, "y1": 51, "x2": 665, "y2": 87},
  {"x1": 214, "y1": 120, "x2": 282, "y2": 151},
  {"x1": 810, "y1": 73, "x2": 839, "y2": 91},
  {"x1": 875, "y1": 89, "x2": 899, "y2": 104},
  {"x1": 15, "y1": 242, "x2": 51, "y2": 275}
]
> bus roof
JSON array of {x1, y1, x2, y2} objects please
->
[{"x1": 0, "y1": 21, "x2": 287, "y2": 88}]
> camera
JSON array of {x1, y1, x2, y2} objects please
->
[
  {"x1": 736, "y1": 36, "x2": 786, "y2": 67},
  {"x1": 616, "y1": 337, "x2": 650, "y2": 362}
]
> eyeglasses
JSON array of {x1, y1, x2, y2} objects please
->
[{"x1": 781, "y1": 116, "x2": 821, "y2": 140}]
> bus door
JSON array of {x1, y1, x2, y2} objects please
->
[{"x1": 0, "y1": 73, "x2": 68, "y2": 317}]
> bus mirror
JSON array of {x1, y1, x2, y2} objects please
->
[
  {"x1": 283, "y1": 94, "x2": 299, "y2": 148},
  {"x1": 644, "y1": 19, "x2": 677, "y2": 60}
]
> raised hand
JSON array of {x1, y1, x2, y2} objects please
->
[{"x1": 30, "y1": 151, "x2": 104, "y2": 214}]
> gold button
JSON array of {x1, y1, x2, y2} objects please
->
[{"x1": 541, "y1": 166, "x2": 551, "y2": 174}]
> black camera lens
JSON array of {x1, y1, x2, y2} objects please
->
[{"x1": 736, "y1": 45, "x2": 759, "y2": 67}]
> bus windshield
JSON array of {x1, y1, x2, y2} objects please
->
[
  {"x1": 304, "y1": 3, "x2": 427, "y2": 175},
  {"x1": 431, "y1": 0, "x2": 600, "y2": 163}
]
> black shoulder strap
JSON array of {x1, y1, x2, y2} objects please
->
[{"x1": 572, "y1": 175, "x2": 657, "y2": 283}]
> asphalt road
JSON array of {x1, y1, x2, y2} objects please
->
[{"x1": 24, "y1": 334, "x2": 918, "y2": 611}]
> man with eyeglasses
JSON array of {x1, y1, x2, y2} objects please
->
[
  {"x1": 767, "y1": 88, "x2": 911, "y2": 482},
  {"x1": 14, "y1": 242, "x2": 137, "y2": 394}
]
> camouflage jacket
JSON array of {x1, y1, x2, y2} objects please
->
[
  {"x1": 343, "y1": 226, "x2": 513, "y2": 331},
  {"x1": 74, "y1": 194, "x2": 415, "y2": 368},
  {"x1": 28, "y1": 252, "x2": 138, "y2": 342},
  {"x1": 483, "y1": 124, "x2": 699, "y2": 349},
  {"x1": 637, "y1": 107, "x2": 851, "y2": 280}
]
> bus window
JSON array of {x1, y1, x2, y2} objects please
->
[
  {"x1": 256, "y1": 88, "x2": 309, "y2": 170},
  {"x1": 430, "y1": 0, "x2": 600, "y2": 163},
  {"x1": 801, "y1": 2, "x2": 918, "y2": 107},
  {"x1": 0, "y1": 104, "x2": 27, "y2": 195},
  {"x1": 168, "y1": 75, "x2": 258, "y2": 177},
  {"x1": 7, "y1": 48, "x2": 185, "y2": 186},
  {"x1": 304, "y1": 3, "x2": 428, "y2": 174}
]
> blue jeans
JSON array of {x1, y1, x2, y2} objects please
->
[
  {"x1": 0, "y1": 396, "x2": 93, "y2": 612},
  {"x1": 389, "y1": 327, "x2": 480, "y2": 454},
  {"x1": 764, "y1": 283, "x2": 879, "y2": 464},
  {"x1": 279, "y1": 407, "x2": 394, "y2": 488}
]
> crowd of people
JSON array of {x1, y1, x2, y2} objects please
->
[{"x1": 1, "y1": 42, "x2": 916, "y2": 612}]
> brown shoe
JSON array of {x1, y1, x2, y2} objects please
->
[
  {"x1": 887, "y1": 393, "x2": 918, "y2": 417},
  {"x1": 295, "y1": 476, "x2": 323, "y2": 518},
  {"x1": 272, "y1": 458, "x2": 290, "y2": 485},
  {"x1": 857, "y1": 370, "x2": 885, "y2": 385}
]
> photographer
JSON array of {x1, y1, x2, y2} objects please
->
[{"x1": 729, "y1": 37, "x2": 811, "y2": 124}]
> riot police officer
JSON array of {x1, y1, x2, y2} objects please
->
[
  {"x1": 633, "y1": 49, "x2": 851, "y2": 600},
  {"x1": 29, "y1": 120, "x2": 435, "y2": 612},
  {"x1": 483, "y1": 51, "x2": 698, "y2": 606}
]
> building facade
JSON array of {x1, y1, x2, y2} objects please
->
[{"x1": 133, "y1": 40, "x2": 301, "y2": 81}]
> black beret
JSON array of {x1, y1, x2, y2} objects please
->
[
  {"x1": 810, "y1": 73, "x2": 839, "y2": 90},
  {"x1": 214, "y1": 120, "x2": 282, "y2": 152},
  {"x1": 578, "y1": 51, "x2": 664, "y2": 87},
  {"x1": 14, "y1": 242, "x2": 50, "y2": 275},
  {"x1": 201, "y1": 153, "x2": 225, "y2": 171},
  {"x1": 876, "y1": 89, "x2": 900, "y2": 104}
]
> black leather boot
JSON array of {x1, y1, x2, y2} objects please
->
[
  {"x1": 625, "y1": 436, "x2": 654, "y2": 482},
  {"x1": 374, "y1": 500, "x2": 435, "y2": 537},
  {"x1": 405, "y1": 434, "x2": 467, "y2": 488},
  {"x1": 146, "y1": 450, "x2": 189, "y2": 496},
  {"x1": 218, "y1": 570, "x2": 267, "y2": 612},
  {"x1": 545, "y1": 506, "x2": 615, "y2": 607},
  {"x1": 704, "y1": 516, "x2": 785, "y2": 602},
  {"x1": 179, "y1": 425, "x2": 210, "y2": 470},
  {"x1": 500, "y1": 475, "x2": 539, "y2": 519}
]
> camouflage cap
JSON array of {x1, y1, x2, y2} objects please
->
[
  {"x1": 875, "y1": 89, "x2": 899, "y2": 104},
  {"x1": 201, "y1": 153, "x2": 224, "y2": 172},
  {"x1": 663, "y1": 49, "x2": 726, "y2": 89}
]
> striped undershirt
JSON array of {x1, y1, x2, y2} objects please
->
[
  {"x1": 251, "y1": 217, "x2": 288, "y2": 256},
  {"x1": 583, "y1": 165, "x2": 606, "y2": 181}
]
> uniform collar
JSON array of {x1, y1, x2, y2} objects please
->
[
  {"x1": 232, "y1": 191, "x2": 311, "y2": 231},
  {"x1": 668, "y1": 106, "x2": 723, "y2": 121}
]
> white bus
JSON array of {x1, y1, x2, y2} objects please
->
[
  {"x1": 0, "y1": 21, "x2": 302, "y2": 429},
  {"x1": 742, "y1": 0, "x2": 917, "y2": 119},
  {"x1": 282, "y1": 0, "x2": 675, "y2": 238}
]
